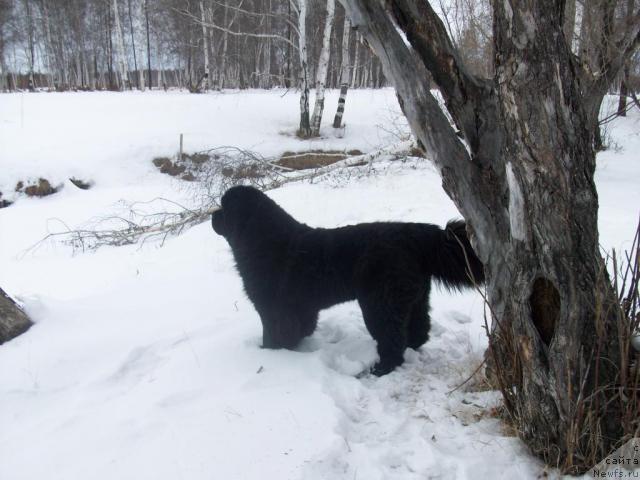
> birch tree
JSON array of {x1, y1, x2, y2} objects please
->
[
  {"x1": 309, "y1": 0, "x2": 335, "y2": 136},
  {"x1": 127, "y1": 0, "x2": 143, "y2": 90},
  {"x1": 294, "y1": 0, "x2": 310, "y2": 137},
  {"x1": 145, "y1": 0, "x2": 152, "y2": 88},
  {"x1": 199, "y1": 0, "x2": 210, "y2": 91},
  {"x1": 338, "y1": 0, "x2": 640, "y2": 473},
  {"x1": 112, "y1": 0, "x2": 129, "y2": 90},
  {"x1": 24, "y1": 0, "x2": 35, "y2": 91},
  {"x1": 350, "y1": 32, "x2": 359, "y2": 87},
  {"x1": 333, "y1": 14, "x2": 350, "y2": 128}
]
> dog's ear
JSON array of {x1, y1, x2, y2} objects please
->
[{"x1": 211, "y1": 209, "x2": 226, "y2": 236}]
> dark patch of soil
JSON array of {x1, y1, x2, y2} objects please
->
[
  {"x1": 152, "y1": 157, "x2": 170, "y2": 168},
  {"x1": 276, "y1": 149, "x2": 364, "y2": 170},
  {"x1": 69, "y1": 177, "x2": 93, "y2": 190},
  {"x1": 161, "y1": 162, "x2": 186, "y2": 176},
  {"x1": 0, "y1": 192, "x2": 12, "y2": 209},
  {"x1": 185, "y1": 153, "x2": 210, "y2": 165},
  {"x1": 152, "y1": 156, "x2": 187, "y2": 177},
  {"x1": 153, "y1": 157, "x2": 186, "y2": 176},
  {"x1": 153, "y1": 151, "x2": 269, "y2": 182},
  {"x1": 22, "y1": 178, "x2": 60, "y2": 197},
  {"x1": 221, "y1": 164, "x2": 264, "y2": 180}
]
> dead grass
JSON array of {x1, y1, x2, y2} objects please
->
[
  {"x1": 275, "y1": 149, "x2": 364, "y2": 170},
  {"x1": 16, "y1": 178, "x2": 60, "y2": 197}
]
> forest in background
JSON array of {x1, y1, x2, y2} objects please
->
[
  {"x1": 1, "y1": 0, "x2": 638, "y2": 96},
  {"x1": 0, "y1": 0, "x2": 388, "y2": 91}
]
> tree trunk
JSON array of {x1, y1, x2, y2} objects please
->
[
  {"x1": 350, "y1": 33, "x2": 359, "y2": 87},
  {"x1": 112, "y1": 0, "x2": 129, "y2": 90},
  {"x1": 219, "y1": 0, "x2": 230, "y2": 89},
  {"x1": 199, "y1": 0, "x2": 210, "y2": 91},
  {"x1": 285, "y1": 0, "x2": 292, "y2": 88},
  {"x1": 296, "y1": 0, "x2": 311, "y2": 137},
  {"x1": 107, "y1": 2, "x2": 115, "y2": 89},
  {"x1": 333, "y1": 15, "x2": 351, "y2": 128},
  {"x1": 0, "y1": 288, "x2": 32, "y2": 345},
  {"x1": 127, "y1": 0, "x2": 141, "y2": 90},
  {"x1": 145, "y1": 0, "x2": 152, "y2": 89},
  {"x1": 618, "y1": 64, "x2": 630, "y2": 117},
  {"x1": 263, "y1": 0, "x2": 272, "y2": 88},
  {"x1": 340, "y1": 0, "x2": 637, "y2": 473},
  {"x1": 617, "y1": 1, "x2": 635, "y2": 117},
  {"x1": 41, "y1": 0, "x2": 56, "y2": 90},
  {"x1": 24, "y1": 0, "x2": 36, "y2": 91},
  {"x1": 310, "y1": 0, "x2": 336, "y2": 136}
]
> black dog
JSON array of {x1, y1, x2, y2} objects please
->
[{"x1": 212, "y1": 185, "x2": 484, "y2": 375}]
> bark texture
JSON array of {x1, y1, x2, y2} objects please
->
[
  {"x1": 333, "y1": 15, "x2": 351, "y2": 129},
  {"x1": 199, "y1": 0, "x2": 210, "y2": 91},
  {"x1": 310, "y1": 0, "x2": 336, "y2": 136},
  {"x1": 339, "y1": 0, "x2": 639, "y2": 472},
  {"x1": 0, "y1": 288, "x2": 32, "y2": 345},
  {"x1": 296, "y1": 0, "x2": 311, "y2": 137}
]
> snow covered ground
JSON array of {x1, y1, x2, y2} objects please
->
[{"x1": 0, "y1": 89, "x2": 638, "y2": 480}]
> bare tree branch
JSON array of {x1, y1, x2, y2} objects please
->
[
  {"x1": 25, "y1": 142, "x2": 416, "y2": 255},
  {"x1": 173, "y1": 6, "x2": 299, "y2": 51}
]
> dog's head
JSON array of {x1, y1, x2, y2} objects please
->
[{"x1": 211, "y1": 185, "x2": 269, "y2": 239}]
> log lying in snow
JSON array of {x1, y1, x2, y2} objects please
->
[{"x1": 0, "y1": 287, "x2": 32, "y2": 344}]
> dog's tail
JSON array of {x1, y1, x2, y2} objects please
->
[{"x1": 430, "y1": 220, "x2": 484, "y2": 290}]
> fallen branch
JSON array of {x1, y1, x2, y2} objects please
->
[{"x1": 26, "y1": 141, "x2": 416, "y2": 254}]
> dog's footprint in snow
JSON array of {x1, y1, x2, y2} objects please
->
[
  {"x1": 429, "y1": 321, "x2": 447, "y2": 337},
  {"x1": 447, "y1": 312, "x2": 472, "y2": 324}
]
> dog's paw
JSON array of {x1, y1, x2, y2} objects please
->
[{"x1": 370, "y1": 362, "x2": 397, "y2": 377}]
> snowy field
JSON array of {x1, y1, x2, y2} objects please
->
[{"x1": 0, "y1": 89, "x2": 638, "y2": 480}]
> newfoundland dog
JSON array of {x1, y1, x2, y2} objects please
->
[{"x1": 212, "y1": 185, "x2": 483, "y2": 375}]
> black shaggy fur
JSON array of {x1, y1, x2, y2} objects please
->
[{"x1": 212, "y1": 185, "x2": 484, "y2": 376}]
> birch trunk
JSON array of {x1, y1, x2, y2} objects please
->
[
  {"x1": 145, "y1": 0, "x2": 152, "y2": 88},
  {"x1": 127, "y1": 0, "x2": 142, "y2": 90},
  {"x1": 219, "y1": 1, "x2": 229, "y2": 89},
  {"x1": 41, "y1": 0, "x2": 55, "y2": 89},
  {"x1": 350, "y1": 33, "x2": 359, "y2": 87},
  {"x1": 296, "y1": 0, "x2": 311, "y2": 137},
  {"x1": 24, "y1": 0, "x2": 35, "y2": 91},
  {"x1": 263, "y1": 0, "x2": 272, "y2": 89},
  {"x1": 112, "y1": 0, "x2": 129, "y2": 90},
  {"x1": 199, "y1": 0, "x2": 210, "y2": 91},
  {"x1": 310, "y1": 0, "x2": 336, "y2": 136},
  {"x1": 333, "y1": 15, "x2": 351, "y2": 128}
]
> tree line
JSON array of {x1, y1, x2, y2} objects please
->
[{"x1": 0, "y1": 0, "x2": 384, "y2": 92}]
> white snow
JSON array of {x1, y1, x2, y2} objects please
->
[{"x1": 0, "y1": 89, "x2": 638, "y2": 480}]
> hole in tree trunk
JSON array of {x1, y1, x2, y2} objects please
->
[{"x1": 529, "y1": 278, "x2": 560, "y2": 346}]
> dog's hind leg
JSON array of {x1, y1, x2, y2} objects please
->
[
  {"x1": 406, "y1": 280, "x2": 431, "y2": 350},
  {"x1": 357, "y1": 282, "x2": 416, "y2": 376}
]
